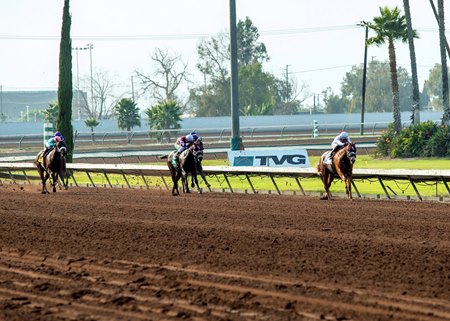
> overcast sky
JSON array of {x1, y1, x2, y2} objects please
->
[{"x1": 0, "y1": 0, "x2": 448, "y2": 108}]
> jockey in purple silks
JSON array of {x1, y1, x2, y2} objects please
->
[{"x1": 172, "y1": 134, "x2": 195, "y2": 167}]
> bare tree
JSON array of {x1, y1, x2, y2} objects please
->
[
  {"x1": 79, "y1": 69, "x2": 121, "y2": 119},
  {"x1": 135, "y1": 48, "x2": 188, "y2": 104}
]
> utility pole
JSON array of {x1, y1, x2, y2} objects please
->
[
  {"x1": 285, "y1": 65, "x2": 290, "y2": 84},
  {"x1": 131, "y1": 76, "x2": 135, "y2": 102},
  {"x1": 358, "y1": 21, "x2": 369, "y2": 136}
]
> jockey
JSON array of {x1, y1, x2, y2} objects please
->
[
  {"x1": 54, "y1": 131, "x2": 65, "y2": 141},
  {"x1": 172, "y1": 134, "x2": 195, "y2": 167},
  {"x1": 189, "y1": 131, "x2": 200, "y2": 142},
  {"x1": 324, "y1": 131, "x2": 352, "y2": 165},
  {"x1": 42, "y1": 135, "x2": 62, "y2": 163}
]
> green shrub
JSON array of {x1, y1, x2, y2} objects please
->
[
  {"x1": 426, "y1": 125, "x2": 450, "y2": 157},
  {"x1": 375, "y1": 121, "x2": 449, "y2": 158}
]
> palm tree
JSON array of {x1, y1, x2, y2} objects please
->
[
  {"x1": 437, "y1": 0, "x2": 450, "y2": 124},
  {"x1": 367, "y1": 6, "x2": 410, "y2": 134},
  {"x1": 146, "y1": 100, "x2": 182, "y2": 142},
  {"x1": 114, "y1": 97, "x2": 141, "y2": 143},
  {"x1": 84, "y1": 117, "x2": 100, "y2": 143},
  {"x1": 403, "y1": 0, "x2": 420, "y2": 124}
]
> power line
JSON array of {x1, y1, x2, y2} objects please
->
[{"x1": 0, "y1": 24, "x2": 384, "y2": 41}]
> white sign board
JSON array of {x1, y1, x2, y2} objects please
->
[{"x1": 228, "y1": 149, "x2": 310, "y2": 167}]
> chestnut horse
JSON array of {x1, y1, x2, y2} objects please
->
[
  {"x1": 34, "y1": 140, "x2": 68, "y2": 194},
  {"x1": 316, "y1": 143, "x2": 357, "y2": 200}
]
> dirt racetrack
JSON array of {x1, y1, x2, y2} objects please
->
[{"x1": 0, "y1": 184, "x2": 449, "y2": 321}]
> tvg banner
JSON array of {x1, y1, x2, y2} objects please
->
[{"x1": 228, "y1": 150, "x2": 310, "y2": 167}]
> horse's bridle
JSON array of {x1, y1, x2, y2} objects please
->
[
  {"x1": 346, "y1": 144, "x2": 357, "y2": 164},
  {"x1": 56, "y1": 143, "x2": 67, "y2": 159}
]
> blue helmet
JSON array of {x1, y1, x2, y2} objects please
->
[{"x1": 54, "y1": 131, "x2": 63, "y2": 137}]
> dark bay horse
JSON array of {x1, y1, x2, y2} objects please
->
[
  {"x1": 163, "y1": 144, "x2": 202, "y2": 196},
  {"x1": 191, "y1": 140, "x2": 211, "y2": 189},
  {"x1": 317, "y1": 143, "x2": 357, "y2": 200},
  {"x1": 35, "y1": 140, "x2": 68, "y2": 194}
]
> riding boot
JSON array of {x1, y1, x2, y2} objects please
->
[
  {"x1": 42, "y1": 148, "x2": 49, "y2": 166},
  {"x1": 172, "y1": 152, "x2": 180, "y2": 168}
]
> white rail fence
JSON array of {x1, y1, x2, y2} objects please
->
[{"x1": 1, "y1": 162, "x2": 450, "y2": 202}]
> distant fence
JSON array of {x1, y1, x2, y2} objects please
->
[
  {"x1": 0, "y1": 121, "x2": 396, "y2": 150},
  {"x1": 1, "y1": 162, "x2": 449, "y2": 202}
]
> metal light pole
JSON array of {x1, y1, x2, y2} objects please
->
[
  {"x1": 0, "y1": 85, "x2": 3, "y2": 117},
  {"x1": 229, "y1": 0, "x2": 242, "y2": 150},
  {"x1": 86, "y1": 43, "x2": 94, "y2": 113},
  {"x1": 72, "y1": 45, "x2": 93, "y2": 120},
  {"x1": 358, "y1": 21, "x2": 369, "y2": 136}
]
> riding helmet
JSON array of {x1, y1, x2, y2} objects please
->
[
  {"x1": 186, "y1": 134, "x2": 194, "y2": 143},
  {"x1": 340, "y1": 131, "x2": 349, "y2": 140},
  {"x1": 54, "y1": 131, "x2": 63, "y2": 137}
]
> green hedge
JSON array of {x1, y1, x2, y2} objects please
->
[{"x1": 376, "y1": 121, "x2": 450, "y2": 158}]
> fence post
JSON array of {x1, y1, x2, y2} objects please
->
[
  {"x1": 43, "y1": 123, "x2": 53, "y2": 146},
  {"x1": 313, "y1": 120, "x2": 319, "y2": 138}
]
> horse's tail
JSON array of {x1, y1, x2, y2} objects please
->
[
  {"x1": 159, "y1": 154, "x2": 168, "y2": 159},
  {"x1": 316, "y1": 162, "x2": 322, "y2": 175}
]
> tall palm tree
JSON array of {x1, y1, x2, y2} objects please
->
[
  {"x1": 437, "y1": 0, "x2": 450, "y2": 124},
  {"x1": 367, "y1": 6, "x2": 410, "y2": 134},
  {"x1": 403, "y1": 0, "x2": 420, "y2": 124}
]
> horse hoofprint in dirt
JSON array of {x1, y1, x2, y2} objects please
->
[{"x1": 317, "y1": 143, "x2": 357, "y2": 200}]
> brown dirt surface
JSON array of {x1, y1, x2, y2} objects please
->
[{"x1": 0, "y1": 183, "x2": 449, "y2": 321}]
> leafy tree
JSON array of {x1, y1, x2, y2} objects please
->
[
  {"x1": 340, "y1": 60, "x2": 413, "y2": 113},
  {"x1": 146, "y1": 100, "x2": 182, "y2": 142},
  {"x1": 191, "y1": 17, "x2": 279, "y2": 117},
  {"x1": 237, "y1": 17, "x2": 269, "y2": 65},
  {"x1": 322, "y1": 87, "x2": 350, "y2": 113},
  {"x1": 57, "y1": 0, "x2": 74, "y2": 162},
  {"x1": 423, "y1": 63, "x2": 450, "y2": 111},
  {"x1": 114, "y1": 97, "x2": 141, "y2": 132},
  {"x1": 367, "y1": 6, "x2": 410, "y2": 134},
  {"x1": 403, "y1": 0, "x2": 420, "y2": 123},
  {"x1": 238, "y1": 62, "x2": 276, "y2": 115},
  {"x1": 84, "y1": 117, "x2": 100, "y2": 143}
]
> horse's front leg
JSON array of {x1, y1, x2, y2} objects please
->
[
  {"x1": 192, "y1": 171, "x2": 202, "y2": 194},
  {"x1": 182, "y1": 172, "x2": 190, "y2": 193},
  {"x1": 171, "y1": 169, "x2": 180, "y2": 196},
  {"x1": 199, "y1": 168, "x2": 211, "y2": 188},
  {"x1": 49, "y1": 172, "x2": 58, "y2": 193},
  {"x1": 42, "y1": 170, "x2": 50, "y2": 194},
  {"x1": 346, "y1": 176, "x2": 353, "y2": 200}
]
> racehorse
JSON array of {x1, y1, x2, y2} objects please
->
[
  {"x1": 35, "y1": 140, "x2": 68, "y2": 194},
  {"x1": 191, "y1": 140, "x2": 211, "y2": 189},
  {"x1": 316, "y1": 143, "x2": 357, "y2": 200},
  {"x1": 162, "y1": 144, "x2": 202, "y2": 196}
]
